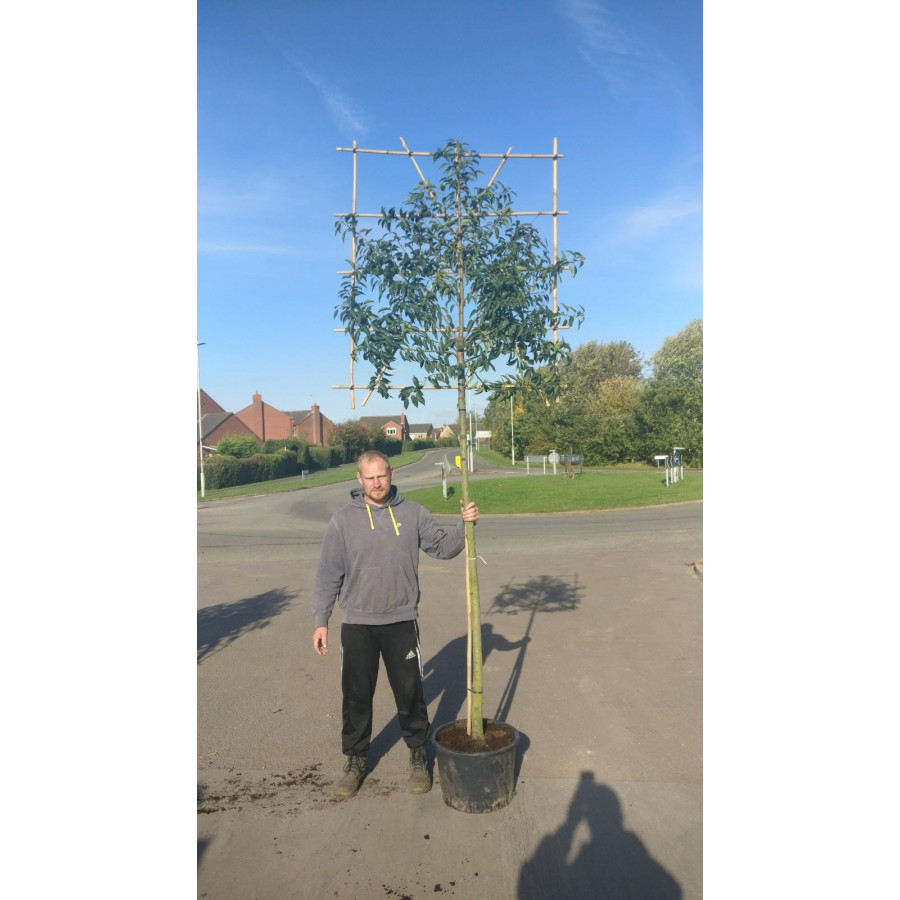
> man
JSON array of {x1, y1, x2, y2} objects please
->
[{"x1": 312, "y1": 450, "x2": 479, "y2": 799}]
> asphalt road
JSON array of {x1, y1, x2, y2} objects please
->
[{"x1": 198, "y1": 450, "x2": 703, "y2": 899}]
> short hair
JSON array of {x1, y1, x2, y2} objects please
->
[{"x1": 357, "y1": 450, "x2": 392, "y2": 473}]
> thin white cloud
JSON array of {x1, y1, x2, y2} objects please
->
[
  {"x1": 197, "y1": 241, "x2": 302, "y2": 257},
  {"x1": 621, "y1": 190, "x2": 702, "y2": 239},
  {"x1": 198, "y1": 180, "x2": 280, "y2": 218},
  {"x1": 247, "y1": 18, "x2": 370, "y2": 136},
  {"x1": 560, "y1": 0, "x2": 631, "y2": 57},
  {"x1": 298, "y1": 65, "x2": 369, "y2": 136},
  {"x1": 557, "y1": 0, "x2": 678, "y2": 101},
  {"x1": 558, "y1": 0, "x2": 640, "y2": 93}
]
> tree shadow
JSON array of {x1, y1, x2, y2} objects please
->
[
  {"x1": 487, "y1": 574, "x2": 582, "y2": 723},
  {"x1": 518, "y1": 772, "x2": 682, "y2": 899},
  {"x1": 367, "y1": 623, "x2": 525, "y2": 770},
  {"x1": 197, "y1": 588, "x2": 296, "y2": 664},
  {"x1": 367, "y1": 575, "x2": 581, "y2": 770}
]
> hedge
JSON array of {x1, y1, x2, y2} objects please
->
[
  {"x1": 200, "y1": 449, "x2": 299, "y2": 490},
  {"x1": 261, "y1": 438, "x2": 311, "y2": 469},
  {"x1": 402, "y1": 439, "x2": 435, "y2": 453},
  {"x1": 309, "y1": 445, "x2": 344, "y2": 470}
]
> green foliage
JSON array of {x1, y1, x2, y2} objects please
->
[
  {"x1": 201, "y1": 454, "x2": 241, "y2": 489},
  {"x1": 334, "y1": 139, "x2": 585, "y2": 409},
  {"x1": 216, "y1": 435, "x2": 261, "y2": 458},
  {"x1": 200, "y1": 450, "x2": 300, "y2": 489},
  {"x1": 330, "y1": 421, "x2": 377, "y2": 462},
  {"x1": 636, "y1": 320, "x2": 703, "y2": 464},
  {"x1": 309, "y1": 445, "x2": 343, "y2": 470},
  {"x1": 373, "y1": 432, "x2": 402, "y2": 457},
  {"x1": 402, "y1": 439, "x2": 435, "y2": 453},
  {"x1": 262, "y1": 437, "x2": 311, "y2": 468},
  {"x1": 483, "y1": 327, "x2": 703, "y2": 466}
]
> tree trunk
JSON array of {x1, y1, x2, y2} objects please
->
[{"x1": 457, "y1": 381, "x2": 484, "y2": 741}]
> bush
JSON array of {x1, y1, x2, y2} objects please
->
[
  {"x1": 374, "y1": 434, "x2": 403, "y2": 457},
  {"x1": 309, "y1": 445, "x2": 331, "y2": 470},
  {"x1": 201, "y1": 454, "x2": 242, "y2": 489},
  {"x1": 262, "y1": 437, "x2": 311, "y2": 469},
  {"x1": 216, "y1": 435, "x2": 261, "y2": 458},
  {"x1": 402, "y1": 439, "x2": 434, "y2": 453}
]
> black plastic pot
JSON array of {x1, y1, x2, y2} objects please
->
[{"x1": 432, "y1": 719, "x2": 520, "y2": 813}]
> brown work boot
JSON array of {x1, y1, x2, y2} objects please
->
[
  {"x1": 333, "y1": 754, "x2": 367, "y2": 800},
  {"x1": 408, "y1": 745, "x2": 431, "y2": 794}
]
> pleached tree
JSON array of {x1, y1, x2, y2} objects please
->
[{"x1": 335, "y1": 140, "x2": 584, "y2": 742}]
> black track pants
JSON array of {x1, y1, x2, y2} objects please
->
[{"x1": 340, "y1": 620, "x2": 430, "y2": 756}]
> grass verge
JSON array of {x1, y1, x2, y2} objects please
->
[
  {"x1": 197, "y1": 451, "x2": 427, "y2": 501},
  {"x1": 404, "y1": 470, "x2": 702, "y2": 515}
]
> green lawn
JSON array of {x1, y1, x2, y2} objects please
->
[{"x1": 404, "y1": 469, "x2": 702, "y2": 515}]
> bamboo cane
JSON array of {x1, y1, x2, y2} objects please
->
[{"x1": 466, "y1": 561, "x2": 472, "y2": 733}]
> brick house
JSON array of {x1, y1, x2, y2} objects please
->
[
  {"x1": 234, "y1": 392, "x2": 335, "y2": 446},
  {"x1": 285, "y1": 404, "x2": 334, "y2": 447},
  {"x1": 198, "y1": 390, "x2": 336, "y2": 459},
  {"x1": 359, "y1": 414, "x2": 410, "y2": 442},
  {"x1": 408, "y1": 422, "x2": 434, "y2": 440},
  {"x1": 198, "y1": 390, "x2": 258, "y2": 459}
]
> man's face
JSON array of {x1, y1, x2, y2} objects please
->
[{"x1": 356, "y1": 459, "x2": 394, "y2": 506}]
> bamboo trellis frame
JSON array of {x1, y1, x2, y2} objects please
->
[{"x1": 333, "y1": 137, "x2": 569, "y2": 409}]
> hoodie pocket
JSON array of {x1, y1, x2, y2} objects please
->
[{"x1": 346, "y1": 565, "x2": 417, "y2": 614}]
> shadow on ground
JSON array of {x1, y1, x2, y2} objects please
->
[
  {"x1": 488, "y1": 574, "x2": 582, "y2": 722},
  {"x1": 197, "y1": 587, "x2": 296, "y2": 663},
  {"x1": 518, "y1": 772, "x2": 682, "y2": 899},
  {"x1": 366, "y1": 575, "x2": 582, "y2": 771}
]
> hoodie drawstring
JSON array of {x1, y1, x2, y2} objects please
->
[{"x1": 366, "y1": 504, "x2": 401, "y2": 537}]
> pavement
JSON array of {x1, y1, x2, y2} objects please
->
[{"x1": 197, "y1": 452, "x2": 703, "y2": 899}]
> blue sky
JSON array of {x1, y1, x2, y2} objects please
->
[{"x1": 198, "y1": 0, "x2": 702, "y2": 427}]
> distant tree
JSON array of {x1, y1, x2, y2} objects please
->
[
  {"x1": 330, "y1": 421, "x2": 377, "y2": 462},
  {"x1": 636, "y1": 319, "x2": 703, "y2": 463},
  {"x1": 564, "y1": 340, "x2": 643, "y2": 387},
  {"x1": 486, "y1": 341, "x2": 645, "y2": 464}
]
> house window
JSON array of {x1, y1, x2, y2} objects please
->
[{"x1": 386, "y1": 427, "x2": 396, "y2": 435}]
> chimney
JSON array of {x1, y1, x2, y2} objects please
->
[
  {"x1": 311, "y1": 403, "x2": 322, "y2": 446},
  {"x1": 253, "y1": 392, "x2": 265, "y2": 441}
]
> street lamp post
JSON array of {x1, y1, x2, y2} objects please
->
[{"x1": 197, "y1": 342, "x2": 206, "y2": 498}]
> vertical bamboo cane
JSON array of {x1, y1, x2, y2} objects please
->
[
  {"x1": 552, "y1": 136, "x2": 559, "y2": 345},
  {"x1": 466, "y1": 564, "x2": 472, "y2": 732},
  {"x1": 350, "y1": 140, "x2": 359, "y2": 408},
  {"x1": 454, "y1": 143, "x2": 484, "y2": 742}
]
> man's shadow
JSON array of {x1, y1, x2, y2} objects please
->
[
  {"x1": 518, "y1": 771, "x2": 682, "y2": 899},
  {"x1": 367, "y1": 623, "x2": 525, "y2": 769}
]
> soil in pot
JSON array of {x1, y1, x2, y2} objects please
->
[
  {"x1": 435, "y1": 720, "x2": 516, "y2": 752},
  {"x1": 433, "y1": 720, "x2": 519, "y2": 813}
]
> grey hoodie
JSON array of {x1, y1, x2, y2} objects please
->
[{"x1": 311, "y1": 484, "x2": 467, "y2": 628}]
